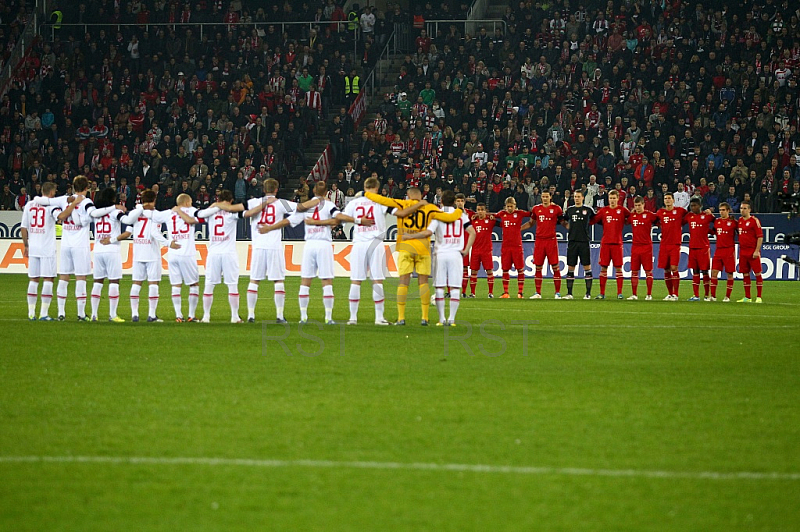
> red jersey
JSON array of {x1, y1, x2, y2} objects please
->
[
  {"x1": 628, "y1": 210, "x2": 658, "y2": 246},
  {"x1": 495, "y1": 209, "x2": 527, "y2": 248},
  {"x1": 656, "y1": 207, "x2": 687, "y2": 246},
  {"x1": 714, "y1": 217, "x2": 738, "y2": 252},
  {"x1": 738, "y1": 216, "x2": 763, "y2": 250},
  {"x1": 593, "y1": 205, "x2": 630, "y2": 244},
  {"x1": 471, "y1": 216, "x2": 496, "y2": 253},
  {"x1": 530, "y1": 203, "x2": 563, "y2": 240},
  {"x1": 685, "y1": 212, "x2": 714, "y2": 250}
]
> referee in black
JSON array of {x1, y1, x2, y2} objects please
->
[{"x1": 563, "y1": 190, "x2": 595, "y2": 299}]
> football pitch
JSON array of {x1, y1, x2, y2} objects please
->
[{"x1": 1, "y1": 273, "x2": 799, "y2": 530}]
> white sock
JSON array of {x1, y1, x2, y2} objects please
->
[
  {"x1": 323, "y1": 284, "x2": 334, "y2": 322},
  {"x1": 228, "y1": 284, "x2": 240, "y2": 320},
  {"x1": 203, "y1": 284, "x2": 214, "y2": 319},
  {"x1": 172, "y1": 286, "x2": 183, "y2": 318},
  {"x1": 148, "y1": 284, "x2": 159, "y2": 318},
  {"x1": 348, "y1": 283, "x2": 360, "y2": 321},
  {"x1": 75, "y1": 280, "x2": 87, "y2": 318},
  {"x1": 57, "y1": 279, "x2": 68, "y2": 316},
  {"x1": 27, "y1": 280, "x2": 38, "y2": 316},
  {"x1": 274, "y1": 282, "x2": 285, "y2": 320},
  {"x1": 373, "y1": 283, "x2": 385, "y2": 321},
  {"x1": 188, "y1": 285, "x2": 199, "y2": 319},
  {"x1": 90, "y1": 282, "x2": 103, "y2": 318},
  {"x1": 247, "y1": 282, "x2": 259, "y2": 320},
  {"x1": 40, "y1": 280, "x2": 53, "y2": 318},
  {"x1": 435, "y1": 288, "x2": 446, "y2": 323},
  {"x1": 298, "y1": 285, "x2": 310, "y2": 321},
  {"x1": 130, "y1": 284, "x2": 141, "y2": 318},
  {"x1": 448, "y1": 288, "x2": 461, "y2": 323},
  {"x1": 108, "y1": 283, "x2": 120, "y2": 318}
]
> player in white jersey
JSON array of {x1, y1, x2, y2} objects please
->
[
  {"x1": 144, "y1": 194, "x2": 205, "y2": 322},
  {"x1": 404, "y1": 190, "x2": 475, "y2": 325},
  {"x1": 193, "y1": 190, "x2": 247, "y2": 323},
  {"x1": 88, "y1": 188, "x2": 135, "y2": 322},
  {"x1": 129, "y1": 189, "x2": 178, "y2": 322},
  {"x1": 20, "y1": 182, "x2": 62, "y2": 320}
]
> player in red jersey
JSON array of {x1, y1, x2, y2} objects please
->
[
  {"x1": 468, "y1": 203, "x2": 497, "y2": 297},
  {"x1": 591, "y1": 190, "x2": 630, "y2": 299},
  {"x1": 655, "y1": 192, "x2": 687, "y2": 300},
  {"x1": 710, "y1": 202, "x2": 737, "y2": 302},
  {"x1": 627, "y1": 196, "x2": 658, "y2": 300},
  {"x1": 455, "y1": 193, "x2": 473, "y2": 296},
  {"x1": 495, "y1": 197, "x2": 527, "y2": 298},
  {"x1": 684, "y1": 198, "x2": 715, "y2": 301},
  {"x1": 522, "y1": 190, "x2": 563, "y2": 299},
  {"x1": 736, "y1": 200, "x2": 764, "y2": 303}
]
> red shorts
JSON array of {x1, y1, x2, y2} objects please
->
[
  {"x1": 738, "y1": 250, "x2": 763, "y2": 274},
  {"x1": 599, "y1": 243, "x2": 623, "y2": 267},
  {"x1": 712, "y1": 254, "x2": 736, "y2": 273},
  {"x1": 533, "y1": 239, "x2": 559, "y2": 267},
  {"x1": 630, "y1": 245, "x2": 653, "y2": 273},
  {"x1": 501, "y1": 247, "x2": 525, "y2": 271},
  {"x1": 470, "y1": 250, "x2": 494, "y2": 273},
  {"x1": 688, "y1": 248, "x2": 711, "y2": 271},
  {"x1": 658, "y1": 244, "x2": 681, "y2": 269}
]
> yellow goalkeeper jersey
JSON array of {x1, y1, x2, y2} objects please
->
[{"x1": 365, "y1": 192, "x2": 463, "y2": 256}]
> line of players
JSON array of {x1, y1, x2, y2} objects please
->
[{"x1": 458, "y1": 189, "x2": 764, "y2": 303}]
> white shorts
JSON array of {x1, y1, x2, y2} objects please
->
[
  {"x1": 434, "y1": 252, "x2": 463, "y2": 288},
  {"x1": 28, "y1": 256, "x2": 57, "y2": 278},
  {"x1": 132, "y1": 261, "x2": 162, "y2": 282},
  {"x1": 59, "y1": 247, "x2": 92, "y2": 276},
  {"x1": 250, "y1": 248, "x2": 285, "y2": 281},
  {"x1": 301, "y1": 241, "x2": 335, "y2": 279},
  {"x1": 205, "y1": 253, "x2": 239, "y2": 285},
  {"x1": 350, "y1": 241, "x2": 386, "y2": 281},
  {"x1": 168, "y1": 255, "x2": 199, "y2": 285},
  {"x1": 93, "y1": 253, "x2": 123, "y2": 280}
]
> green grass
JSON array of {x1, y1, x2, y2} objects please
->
[{"x1": 0, "y1": 273, "x2": 799, "y2": 531}]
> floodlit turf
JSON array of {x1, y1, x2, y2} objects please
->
[{"x1": 0, "y1": 272, "x2": 799, "y2": 531}]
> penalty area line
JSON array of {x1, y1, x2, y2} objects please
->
[{"x1": 0, "y1": 455, "x2": 798, "y2": 481}]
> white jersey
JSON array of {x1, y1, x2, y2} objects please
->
[
  {"x1": 427, "y1": 206, "x2": 471, "y2": 254},
  {"x1": 60, "y1": 201, "x2": 92, "y2": 249},
  {"x1": 343, "y1": 195, "x2": 389, "y2": 243},
  {"x1": 92, "y1": 209, "x2": 127, "y2": 254},
  {"x1": 21, "y1": 200, "x2": 60, "y2": 258},
  {"x1": 131, "y1": 208, "x2": 168, "y2": 262},
  {"x1": 150, "y1": 207, "x2": 202, "y2": 259},
  {"x1": 204, "y1": 208, "x2": 242, "y2": 255},
  {"x1": 303, "y1": 199, "x2": 340, "y2": 242},
  {"x1": 248, "y1": 196, "x2": 299, "y2": 250}
]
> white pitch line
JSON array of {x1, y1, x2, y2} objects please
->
[
  {"x1": 0, "y1": 455, "x2": 797, "y2": 481},
  {"x1": 465, "y1": 307, "x2": 794, "y2": 319}
]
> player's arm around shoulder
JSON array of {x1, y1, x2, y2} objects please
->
[
  {"x1": 364, "y1": 191, "x2": 402, "y2": 209},
  {"x1": 431, "y1": 207, "x2": 463, "y2": 222}
]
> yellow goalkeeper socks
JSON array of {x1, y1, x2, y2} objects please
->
[
  {"x1": 419, "y1": 283, "x2": 430, "y2": 321},
  {"x1": 397, "y1": 285, "x2": 408, "y2": 321}
]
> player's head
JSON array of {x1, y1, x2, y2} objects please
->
[
  {"x1": 719, "y1": 202, "x2": 731, "y2": 218},
  {"x1": 689, "y1": 197, "x2": 702, "y2": 214},
  {"x1": 633, "y1": 195, "x2": 645, "y2": 213},
  {"x1": 740, "y1": 200, "x2": 752, "y2": 217},
  {"x1": 363, "y1": 177, "x2": 380, "y2": 193},
  {"x1": 95, "y1": 187, "x2": 118, "y2": 208},
  {"x1": 42, "y1": 182, "x2": 58, "y2": 198},
  {"x1": 663, "y1": 192, "x2": 674, "y2": 208},
  {"x1": 141, "y1": 189, "x2": 157, "y2": 208},
  {"x1": 72, "y1": 175, "x2": 89, "y2": 194},
  {"x1": 476, "y1": 202, "x2": 487, "y2": 218},
  {"x1": 313, "y1": 181, "x2": 327, "y2": 198},
  {"x1": 176, "y1": 193, "x2": 192, "y2": 207},
  {"x1": 504, "y1": 197, "x2": 516, "y2": 212},
  {"x1": 573, "y1": 189, "x2": 583, "y2": 206},
  {"x1": 218, "y1": 189, "x2": 234, "y2": 203},
  {"x1": 608, "y1": 189, "x2": 619, "y2": 207},
  {"x1": 263, "y1": 178, "x2": 280, "y2": 195},
  {"x1": 441, "y1": 190, "x2": 456, "y2": 207},
  {"x1": 454, "y1": 192, "x2": 466, "y2": 209},
  {"x1": 407, "y1": 187, "x2": 422, "y2": 200}
]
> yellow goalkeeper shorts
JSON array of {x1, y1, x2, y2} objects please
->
[{"x1": 397, "y1": 251, "x2": 431, "y2": 276}]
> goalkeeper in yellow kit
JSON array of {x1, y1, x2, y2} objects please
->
[{"x1": 365, "y1": 187, "x2": 463, "y2": 325}]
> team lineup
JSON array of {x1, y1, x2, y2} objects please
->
[{"x1": 20, "y1": 175, "x2": 765, "y2": 326}]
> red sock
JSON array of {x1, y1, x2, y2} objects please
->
[
  {"x1": 672, "y1": 271, "x2": 680, "y2": 297},
  {"x1": 703, "y1": 275, "x2": 710, "y2": 297},
  {"x1": 502, "y1": 271, "x2": 510, "y2": 293},
  {"x1": 743, "y1": 276, "x2": 751, "y2": 298},
  {"x1": 462, "y1": 267, "x2": 469, "y2": 293},
  {"x1": 518, "y1": 271, "x2": 525, "y2": 294},
  {"x1": 645, "y1": 273, "x2": 653, "y2": 296},
  {"x1": 533, "y1": 270, "x2": 542, "y2": 294},
  {"x1": 710, "y1": 277, "x2": 718, "y2": 298},
  {"x1": 615, "y1": 271, "x2": 623, "y2": 295},
  {"x1": 599, "y1": 271, "x2": 608, "y2": 295},
  {"x1": 692, "y1": 274, "x2": 700, "y2": 297},
  {"x1": 664, "y1": 270, "x2": 672, "y2": 295},
  {"x1": 553, "y1": 270, "x2": 561, "y2": 293},
  {"x1": 726, "y1": 277, "x2": 734, "y2": 298},
  {"x1": 469, "y1": 274, "x2": 477, "y2": 295},
  {"x1": 487, "y1": 274, "x2": 494, "y2": 295},
  {"x1": 631, "y1": 275, "x2": 639, "y2": 296},
  {"x1": 756, "y1": 274, "x2": 763, "y2": 298}
]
